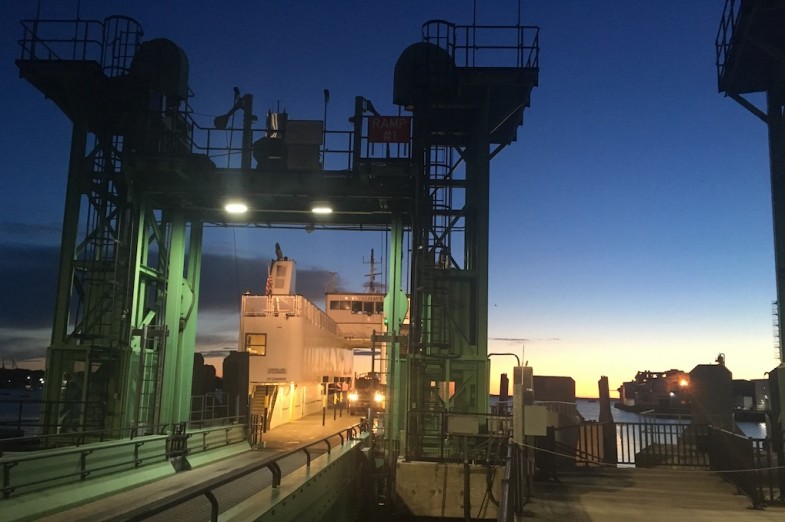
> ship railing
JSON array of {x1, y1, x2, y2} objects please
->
[{"x1": 241, "y1": 295, "x2": 339, "y2": 336}]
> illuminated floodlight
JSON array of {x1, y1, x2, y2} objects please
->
[
  {"x1": 225, "y1": 201, "x2": 248, "y2": 214},
  {"x1": 311, "y1": 203, "x2": 333, "y2": 214},
  {"x1": 679, "y1": 379, "x2": 689, "y2": 387}
]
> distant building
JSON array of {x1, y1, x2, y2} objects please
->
[{"x1": 616, "y1": 369, "x2": 691, "y2": 413}]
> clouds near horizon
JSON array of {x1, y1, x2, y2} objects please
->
[{"x1": 0, "y1": 237, "x2": 345, "y2": 365}]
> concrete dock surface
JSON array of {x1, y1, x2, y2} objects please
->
[{"x1": 525, "y1": 467, "x2": 785, "y2": 521}]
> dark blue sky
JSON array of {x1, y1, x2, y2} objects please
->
[{"x1": 0, "y1": 1, "x2": 776, "y2": 395}]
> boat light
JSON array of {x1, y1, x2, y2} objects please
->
[
  {"x1": 374, "y1": 392, "x2": 384, "y2": 403},
  {"x1": 348, "y1": 391, "x2": 359, "y2": 402},
  {"x1": 679, "y1": 379, "x2": 689, "y2": 387}
]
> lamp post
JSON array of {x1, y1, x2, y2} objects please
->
[{"x1": 488, "y1": 337, "x2": 526, "y2": 367}]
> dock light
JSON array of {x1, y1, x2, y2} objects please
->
[
  {"x1": 348, "y1": 391, "x2": 359, "y2": 402},
  {"x1": 374, "y1": 391, "x2": 384, "y2": 403},
  {"x1": 225, "y1": 201, "x2": 248, "y2": 214},
  {"x1": 311, "y1": 204, "x2": 333, "y2": 214},
  {"x1": 679, "y1": 379, "x2": 689, "y2": 387}
]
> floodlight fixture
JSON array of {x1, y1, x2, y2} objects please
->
[
  {"x1": 311, "y1": 203, "x2": 333, "y2": 214},
  {"x1": 225, "y1": 201, "x2": 248, "y2": 214}
]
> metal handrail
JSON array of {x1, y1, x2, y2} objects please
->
[
  {"x1": 0, "y1": 421, "x2": 247, "y2": 499},
  {"x1": 707, "y1": 426, "x2": 784, "y2": 508},
  {"x1": 117, "y1": 423, "x2": 367, "y2": 522},
  {"x1": 18, "y1": 18, "x2": 105, "y2": 62},
  {"x1": 422, "y1": 19, "x2": 540, "y2": 70},
  {"x1": 0, "y1": 412, "x2": 246, "y2": 456},
  {"x1": 405, "y1": 410, "x2": 513, "y2": 462},
  {"x1": 715, "y1": 0, "x2": 739, "y2": 87},
  {"x1": 1, "y1": 433, "x2": 168, "y2": 499},
  {"x1": 17, "y1": 18, "x2": 410, "y2": 173}
]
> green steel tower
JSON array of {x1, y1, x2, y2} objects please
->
[{"x1": 716, "y1": 0, "x2": 785, "y2": 455}]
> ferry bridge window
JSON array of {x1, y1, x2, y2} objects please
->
[
  {"x1": 375, "y1": 302, "x2": 384, "y2": 314},
  {"x1": 245, "y1": 333, "x2": 267, "y2": 355},
  {"x1": 352, "y1": 301, "x2": 376, "y2": 315},
  {"x1": 330, "y1": 300, "x2": 351, "y2": 310}
]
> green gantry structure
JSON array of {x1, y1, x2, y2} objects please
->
[{"x1": 16, "y1": 13, "x2": 539, "y2": 485}]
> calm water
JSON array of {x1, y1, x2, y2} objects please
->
[
  {"x1": 0, "y1": 389, "x2": 43, "y2": 437},
  {"x1": 575, "y1": 398, "x2": 767, "y2": 439}
]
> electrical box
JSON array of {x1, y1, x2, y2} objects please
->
[{"x1": 446, "y1": 413, "x2": 479, "y2": 435}]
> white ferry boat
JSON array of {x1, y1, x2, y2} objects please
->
[{"x1": 223, "y1": 246, "x2": 387, "y2": 430}]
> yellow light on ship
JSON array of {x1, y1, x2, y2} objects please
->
[
  {"x1": 225, "y1": 201, "x2": 248, "y2": 214},
  {"x1": 374, "y1": 392, "x2": 384, "y2": 403},
  {"x1": 679, "y1": 379, "x2": 689, "y2": 387},
  {"x1": 348, "y1": 392, "x2": 359, "y2": 402}
]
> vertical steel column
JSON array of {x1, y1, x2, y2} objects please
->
[
  {"x1": 464, "y1": 90, "x2": 491, "y2": 415},
  {"x1": 50, "y1": 123, "x2": 87, "y2": 346},
  {"x1": 766, "y1": 91, "x2": 785, "y2": 447},
  {"x1": 174, "y1": 220, "x2": 203, "y2": 421},
  {"x1": 159, "y1": 213, "x2": 186, "y2": 425},
  {"x1": 768, "y1": 91, "x2": 785, "y2": 362},
  {"x1": 43, "y1": 122, "x2": 88, "y2": 430},
  {"x1": 384, "y1": 215, "x2": 408, "y2": 459}
]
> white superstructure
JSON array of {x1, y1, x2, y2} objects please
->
[{"x1": 224, "y1": 252, "x2": 353, "y2": 430}]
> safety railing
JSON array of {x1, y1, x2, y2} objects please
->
[
  {"x1": 190, "y1": 117, "x2": 409, "y2": 172},
  {"x1": 405, "y1": 410, "x2": 512, "y2": 462},
  {"x1": 549, "y1": 421, "x2": 710, "y2": 469},
  {"x1": 18, "y1": 18, "x2": 410, "y2": 174},
  {"x1": 0, "y1": 420, "x2": 247, "y2": 499},
  {"x1": 19, "y1": 18, "x2": 105, "y2": 63},
  {"x1": 18, "y1": 16, "x2": 143, "y2": 76},
  {"x1": 0, "y1": 396, "x2": 43, "y2": 439},
  {"x1": 116, "y1": 423, "x2": 368, "y2": 522},
  {"x1": 241, "y1": 294, "x2": 340, "y2": 335},
  {"x1": 1, "y1": 392, "x2": 235, "y2": 453},
  {"x1": 541, "y1": 421, "x2": 785, "y2": 508},
  {"x1": 423, "y1": 19, "x2": 539, "y2": 69},
  {"x1": 190, "y1": 394, "x2": 232, "y2": 424},
  {"x1": 715, "y1": 0, "x2": 740, "y2": 87},
  {"x1": 707, "y1": 427, "x2": 784, "y2": 508}
]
